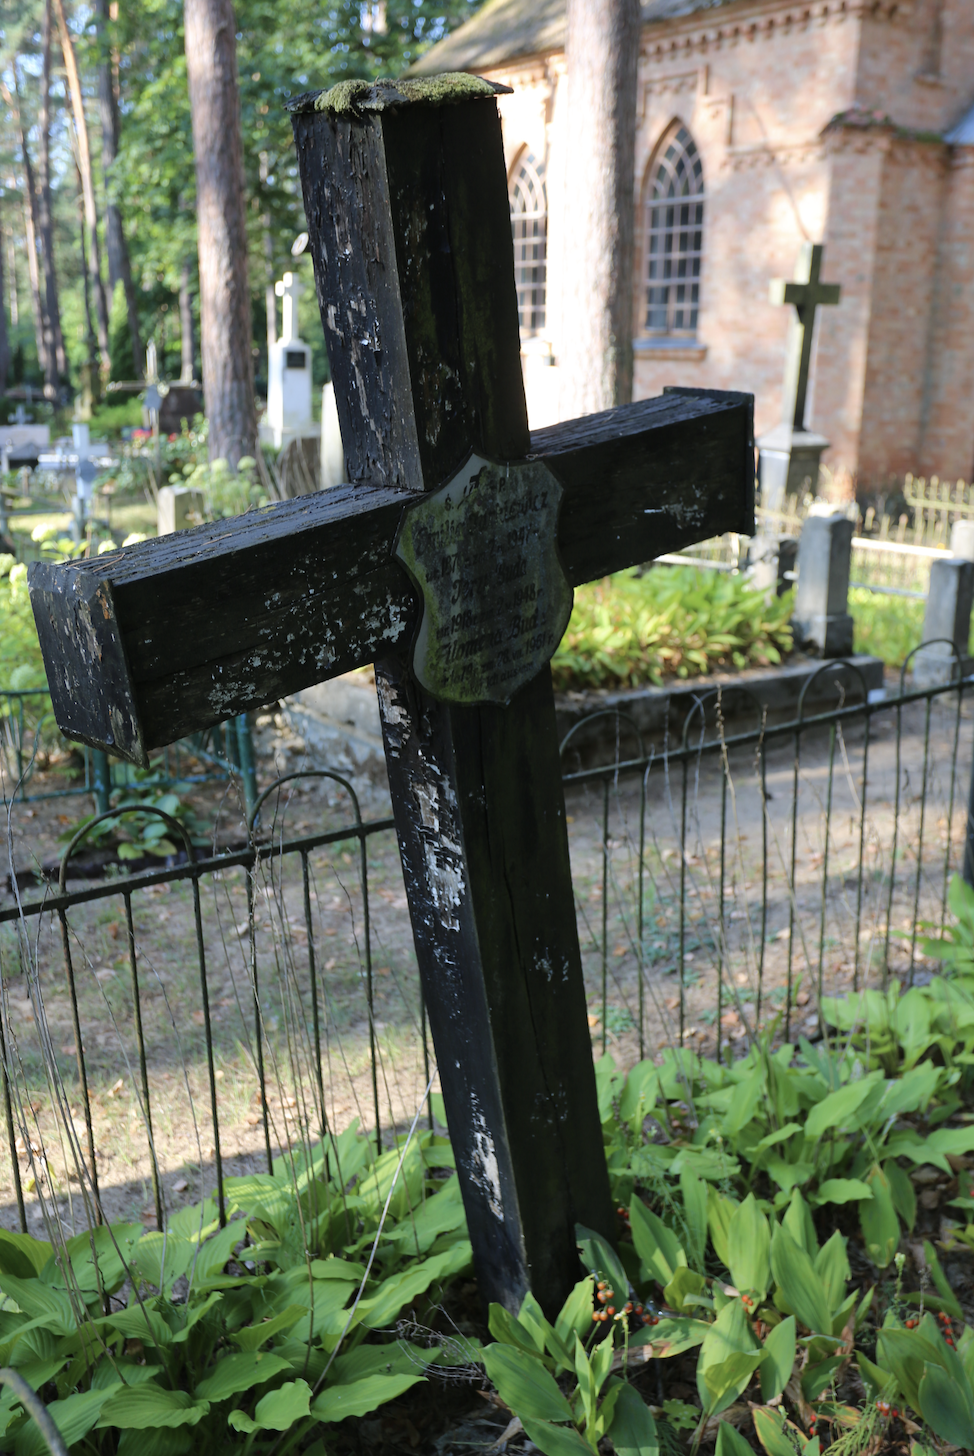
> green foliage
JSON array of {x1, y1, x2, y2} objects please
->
[
  {"x1": 550, "y1": 567, "x2": 794, "y2": 691},
  {"x1": 482, "y1": 1280, "x2": 656, "y2": 1456},
  {"x1": 0, "y1": 1126, "x2": 474, "y2": 1452},
  {"x1": 58, "y1": 775, "x2": 212, "y2": 860},
  {"x1": 0, "y1": 559, "x2": 46, "y2": 692},
  {"x1": 178, "y1": 456, "x2": 268, "y2": 519},
  {"x1": 849, "y1": 587, "x2": 974, "y2": 667}
]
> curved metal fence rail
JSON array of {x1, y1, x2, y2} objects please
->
[{"x1": 0, "y1": 666, "x2": 971, "y2": 1240}]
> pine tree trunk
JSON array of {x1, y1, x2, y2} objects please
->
[
  {"x1": 2, "y1": 73, "x2": 51, "y2": 386},
  {"x1": 184, "y1": 0, "x2": 257, "y2": 466},
  {"x1": 20, "y1": 192, "x2": 46, "y2": 385},
  {"x1": 95, "y1": 0, "x2": 144, "y2": 378},
  {"x1": 179, "y1": 260, "x2": 195, "y2": 382},
  {"x1": 53, "y1": 0, "x2": 112, "y2": 376},
  {"x1": 560, "y1": 0, "x2": 640, "y2": 417},
  {"x1": 0, "y1": 208, "x2": 10, "y2": 397},
  {"x1": 38, "y1": 0, "x2": 68, "y2": 389}
]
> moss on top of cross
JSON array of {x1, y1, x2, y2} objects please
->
[{"x1": 286, "y1": 74, "x2": 510, "y2": 117}]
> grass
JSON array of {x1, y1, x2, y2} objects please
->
[{"x1": 851, "y1": 587, "x2": 974, "y2": 667}]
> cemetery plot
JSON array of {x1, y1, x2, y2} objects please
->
[{"x1": 1, "y1": 682, "x2": 970, "y2": 1242}]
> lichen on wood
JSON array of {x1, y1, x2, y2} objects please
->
[{"x1": 286, "y1": 73, "x2": 510, "y2": 118}]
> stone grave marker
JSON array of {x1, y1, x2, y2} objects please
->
[
  {"x1": 27, "y1": 76, "x2": 754, "y2": 1315},
  {"x1": 262, "y1": 271, "x2": 318, "y2": 450}
]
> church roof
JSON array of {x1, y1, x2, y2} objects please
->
[{"x1": 410, "y1": 0, "x2": 736, "y2": 75}]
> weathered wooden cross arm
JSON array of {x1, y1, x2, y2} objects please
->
[
  {"x1": 28, "y1": 76, "x2": 753, "y2": 1318},
  {"x1": 28, "y1": 390, "x2": 750, "y2": 762}
]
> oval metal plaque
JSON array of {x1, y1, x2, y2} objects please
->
[{"x1": 394, "y1": 454, "x2": 573, "y2": 706}]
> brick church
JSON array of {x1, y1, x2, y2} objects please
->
[{"x1": 415, "y1": 0, "x2": 974, "y2": 491}]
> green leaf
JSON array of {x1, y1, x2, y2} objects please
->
[
  {"x1": 229, "y1": 1379, "x2": 311, "y2": 1433},
  {"x1": 859, "y1": 1164, "x2": 900, "y2": 1269},
  {"x1": 230, "y1": 1304, "x2": 306, "y2": 1351},
  {"x1": 918, "y1": 1360, "x2": 974, "y2": 1448},
  {"x1": 97, "y1": 1386, "x2": 210, "y2": 1430},
  {"x1": 0, "y1": 1275, "x2": 75, "y2": 1336},
  {"x1": 707, "y1": 1188, "x2": 736, "y2": 1267},
  {"x1": 575, "y1": 1224, "x2": 628, "y2": 1298},
  {"x1": 608, "y1": 1382, "x2": 658, "y2": 1456},
  {"x1": 856, "y1": 1350, "x2": 893, "y2": 1402},
  {"x1": 752, "y1": 1406, "x2": 804, "y2": 1456},
  {"x1": 192, "y1": 1218, "x2": 247, "y2": 1281},
  {"x1": 885, "y1": 1162, "x2": 917, "y2": 1233},
  {"x1": 630, "y1": 1316, "x2": 707, "y2": 1359},
  {"x1": 357, "y1": 1242, "x2": 473, "y2": 1329},
  {"x1": 812, "y1": 1179, "x2": 872, "y2": 1206},
  {"x1": 803, "y1": 1077, "x2": 879, "y2": 1141},
  {"x1": 813, "y1": 1232, "x2": 850, "y2": 1316},
  {"x1": 195, "y1": 1350, "x2": 291, "y2": 1402},
  {"x1": 696, "y1": 1298, "x2": 765, "y2": 1418},
  {"x1": 555, "y1": 1278, "x2": 596, "y2": 1353},
  {"x1": 628, "y1": 1200, "x2": 686, "y2": 1286},
  {"x1": 0, "y1": 1232, "x2": 54, "y2": 1279},
  {"x1": 716, "y1": 1424, "x2": 757, "y2": 1456},
  {"x1": 781, "y1": 1191, "x2": 818, "y2": 1257},
  {"x1": 679, "y1": 1168, "x2": 708, "y2": 1269},
  {"x1": 520, "y1": 1417, "x2": 596, "y2": 1456},
  {"x1": 770, "y1": 1226, "x2": 832, "y2": 1336},
  {"x1": 760, "y1": 1316, "x2": 796, "y2": 1402},
  {"x1": 16, "y1": 1387, "x2": 119, "y2": 1456},
  {"x1": 488, "y1": 1304, "x2": 545, "y2": 1359},
  {"x1": 482, "y1": 1344, "x2": 572, "y2": 1424},
  {"x1": 311, "y1": 1373, "x2": 425, "y2": 1423},
  {"x1": 876, "y1": 1328, "x2": 928, "y2": 1413},
  {"x1": 662, "y1": 1266, "x2": 707, "y2": 1314},
  {"x1": 727, "y1": 1194, "x2": 770, "y2": 1301},
  {"x1": 923, "y1": 1240, "x2": 964, "y2": 1320}
]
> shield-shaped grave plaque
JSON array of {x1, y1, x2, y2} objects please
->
[{"x1": 395, "y1": 454, "x2": 572, "y2": 706}]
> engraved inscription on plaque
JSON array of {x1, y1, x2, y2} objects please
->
[{"x1": 395, "y1": 455, "x2": 573, "y2": 707}]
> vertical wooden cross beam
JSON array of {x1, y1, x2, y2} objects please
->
[
  {"x1": 769, "y1": 242, "x2": 841, "y2": 432},
  {"x1": 289, "y1": 78, "x2": 614, "y2": 1313}
]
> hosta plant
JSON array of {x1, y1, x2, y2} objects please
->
[{"x1": 0, "y1": 1126, "x2": 474, "y2": 1453}]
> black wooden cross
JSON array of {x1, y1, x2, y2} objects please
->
[{"x1": 28, "y1": 75, "x2": 753, "y2": 1316}]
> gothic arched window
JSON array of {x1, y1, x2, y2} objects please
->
[
  {"x1": 509, "y1": 151, "x2": 547, "y2": 335},
  {"x1": 645, "y1": 125, "x2": 705, "y2": 336}
]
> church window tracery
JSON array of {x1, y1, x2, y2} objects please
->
[
  {"x1": 644, "y1": 125, "x2": 705, "y2": 337},
  {"x1": 509, "y1": 151, "x2": 547, "y2": 335}
]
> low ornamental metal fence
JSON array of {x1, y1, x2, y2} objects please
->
[
  {"x1": 1, "y1": 688, "x2": 258, "y2": 813},
  {"x1": 0, "y1": 658, "x2": 972, "y2": 1241}
]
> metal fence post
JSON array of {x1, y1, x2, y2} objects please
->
[
  {"x1": 963, "y1": 747, "x2": 974, "y2": 889},
  {"x1": 235, "y1": 714, "x2": 258, "y2": 821},
  {"x1": 90, "y1": 749, "x2": 111, "y2": 815}
]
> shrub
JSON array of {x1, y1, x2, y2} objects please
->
[{"x1": 550, "y1": 566, "x2": 794, "y2": 691}]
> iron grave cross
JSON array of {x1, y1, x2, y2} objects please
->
[
  {"x1": 769, "y1": 241, "x2": 841, "y2": 433},
  {"x1": 28, "y1": 75, "x2": 753, "y2": 1316}
]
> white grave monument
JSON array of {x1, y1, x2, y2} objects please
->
[{"x1": 260, "y1": 271, "x2": 319, "y2": 449}]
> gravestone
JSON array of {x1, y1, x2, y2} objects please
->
[
  {"x1": 914, "y1": 556, "x2": 974, "y2": 687},
  {"x1": 158, "y1": 485, "x2": 205, "y2": 535},
  {"x1": 320, "y1": 382, "x2": 346, "y2": 489},
  {"x1": 758, "y1": 243, "x2": 841, "y2": 511},
  {"x1": 792, "y1": 509, "x2": 854, "y2": 656},
  {"x1": 27, "y1": 75, "x2": 754, "y2": 1316},
  {"x1": 261, "y1": 272, "x2": 318, "y2": 450}
]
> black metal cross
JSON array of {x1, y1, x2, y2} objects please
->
[{"x1": 28, "y1": 75, "x2": 753, "y2": 1316}]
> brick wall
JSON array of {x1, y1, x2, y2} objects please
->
[{"x1": 481, "y1": 0, "x2": 974, "y2": 485}]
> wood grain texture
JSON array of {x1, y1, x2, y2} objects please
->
[{"x1": 25, "y1": 390, "x2": 753, "y2": 757}]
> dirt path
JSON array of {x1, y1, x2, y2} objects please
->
[{"x1": 1, "y1": 687, "x2": 970, "y2": 1234}]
